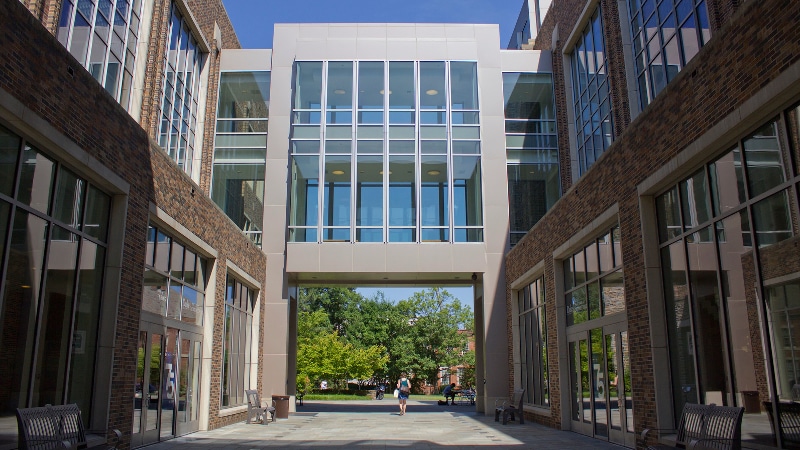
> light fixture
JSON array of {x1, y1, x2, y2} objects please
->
[
  {"x1": 425, "y1": 89, "x2": 438, "y2": 96},
  {"x1": 334, "y1": 89, "x2": 346, "y2": 95},
  {"x1": 20, "y1": 285, "x2": 31, "y2": 289},
  {"x1": 379, "y1": 89, "x2": 392, "y2": 95},
  {"x1": 332, "y1": 170, "x2": 345, "y2": 175},
  {"x1": 379, "y1": 170, "x2": 392, "y2": 175},
  {"x1": 427, "y1": 170, "x2": 441, "y2": 176}
]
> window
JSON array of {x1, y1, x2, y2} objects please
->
[
  {"x1": 288, "y1": 61, "x2": 484, "y2": 243},
  {"x1": 0, "y1": 124, "x2": 111, "y2": 426},
  {"x1": 628, "y1": 0, "x2": 710, "y2": 108},
  {"x1": 143, "y1": 225, "x2": 207, "y2": 325},
  {"x1": 570, "y1": 7, "x2": 614, "y2": 175},
  {"x1": 518, "y1": 276, "x2": 549, "y2": 406},
  {"x1": 158, "y1": 3, "x2": 206, "y2": 177},
  {"x1": 563, "y1": 225, "x2": 624, "y2": 326},
  {"x1": 57, "y1": 0, "x2": 143, "y2": 109},
  {"x1": 655, "y1": 113, "x2": 795, "y2": 426},
  {"x1": 212, "y1": 71, "x2": 270, "y2": 248},
  {"x1": 503, "y1": 73, "x2": 560, "y2": 247},
  {"x1": 220, "y1": 274, "x2": 257, "y2": 408}
]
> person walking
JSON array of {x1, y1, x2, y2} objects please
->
[{"x1": 397, "y1": 372, "x2": 410, "y2": 415}]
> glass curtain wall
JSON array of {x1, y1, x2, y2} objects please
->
[
  {"x1": 518, "y1": 276, "x2": 549, "y2": 406},
  {"x1": 655, "y1": 107, "x2": 800, "y2": 447},
  {"x1": 570, "y1": 7, "x2": 614, "y2": 175},
  {"x1": 57, "y1": 0, "x2": 143, "y2": 109},
  {"x1": 289, "y1": 61, "x2": 483, "y2": 243},
  {"x1": 158, "y1": 3, "x2": 205, "y2": 178},
  {"x1": 211, "y1": 71, "x2": 270, "y2": 248},
  {"x1": 628, "y1": 0, "x2": 710, "y2": 108},
  {"x1": 503, "y1": 73, "x2": 560, "y2": 247},
  {"x1": 142, "y1": 225, "x2": 207, "y2": 325},
  {"x1": 0, "y1": 124, "x2": 111, "y2": 438},
  {"x1": 220, "y1": 275, "x2": 255, "y2": 408}
]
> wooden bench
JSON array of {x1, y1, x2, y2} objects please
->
[
  {"x1": 640, "y1": 403, "x2": 744, "y2": 450},
  {"x1": 494, "y1": 388, "x2": 525, "y2": 425},
  {"x1": 245, "y1": 390, "x2": 275, "y2": 425},
  {"x1": 764, "y1": 401, "x2": 800, "y2": 448},
  {"x1": 16, "y1": 404, "x2": 121, "y2": 450}
]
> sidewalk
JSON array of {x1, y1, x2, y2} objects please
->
[{"x1": 144, "y1": 399, "x2": 624, "y2": 449}]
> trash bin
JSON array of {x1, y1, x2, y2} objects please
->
[
  {"x1": 741, "y1": 391, "x2": 760, "y2": 413},
  {"x1": 273, "y1": 395, "x2": 290, "y2": 419}
]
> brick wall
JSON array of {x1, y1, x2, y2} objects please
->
[
  {"x1": 507, "y1": 0, "x2": 800, "y2": 440},
  {"x1": 0, "y1": 1, "x2": 265, "y2": 447}
]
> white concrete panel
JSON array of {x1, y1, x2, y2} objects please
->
[
  {"x1": 386, "y1": 24, "x2": 416, "y2": 38},
  {"x1": 296, "y1": 38, "x2": 328, "y2": 60},
  {"x1": 416, "y1": 39, "x2": 448, "y2": 60},
  {"x1": 385, "y1": 245, "x2": 420, "y2": 273},
  {"x1": 319, "y1": 243, "x2": 355, "y2": 272},
  {"x1": 220, "y1": 49, "x2": 272, "y2": 71},
  {"x1": 387, "y1": 39, "x2": 418, "y2": 60},
  {"x1": 356, "y1": 39, "x2": 388, "y2": 59},
  {"x1": 353, "y1": 244, "x2": 387, "y2": 273},
  {"x1": 358, "y1": 25, "x2": 387, "y2": 39},
  {"x1": 264, "y1": 302, "x2": 289, "y2": 351},
  {"x1": 445, "y1": 24, "x2": 475, "y2": 40},
  {"x1": 451, "y1": 245, "x2": 488, "y2": 272},
  {"x1": 262, "y1": 354, "x2": 289, "y2": 396},
  {"x1": 325, "y1": 39, "x2": 358, "y2": 60},
  {"x1": 272, "y1": 25, "x2": 300, "y2": 68},
  {"x1": 417, "y1": 244, "x2": 453, "y2": 272},
  {"x1": 286, "y1": 243, "x2": 321, "y2": 272},
  {"x1": 328, "y1": 24, "x2": 358, "y2": 39},
  {"x1": 475, "y1": 28, "x2": 501, "y2": 69},
  {"x1": 484, "y1": 205, "x2": 511, "y2": 253},
  {"x1": 499, "y1": 50, "x2": 552, "y2": 73},
  {"x1": 446, "y1": 40, "x2": 479, "y2": 60},
  {"x1": 261, "y1": 206, "x2": 288, "y2": 254},
  {"x1": 415, "y1": 24, "x2": 447, "y2": 39}
]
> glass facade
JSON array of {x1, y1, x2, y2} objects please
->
[
  {"x1": 57, "y1": 0, "x2": 142, "y2": 109},
  {"x1": 220, "y1": 274, "x2": 255, "y2": 408},
  {"x1": 0, "y1": 124, "x2": 111, "y2": 431},
  {"x1": 289, "y1": 61, "x2": 483, "y2": 243},
  {"x1": 656, "y1": 108, "x2": 800, "y2": 444},
  {"x1": 503, "y1": 73, "x2": 560, "y2": 247},
  {"x1": 158, "y1": 3, "x2": 205, "y2": 177},
  {"x1": 564, "y1": 226, "x2": 624, "y2": 326},
  {"x1": 518, "y1": 276, "x2": 549, "y2": 407},
  {"x1": 570, "y1": 7, "x2": 614, "y2": 175},
  {"x1": 628, "y1": 0, "x2": 710, "y2": 108},
  {"x1": 212, "y1": 71, "x2": 270, "y2": 248},
  {"x1": 143, "y1": 225, "x2": 207, "y2": 325}
]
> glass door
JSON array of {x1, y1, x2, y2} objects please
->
[
  {"x1": 176, "y1": 331, "x2": 202, "y2": 436},
  {"x1": 131, "y1": 324, "x2": 164, "y2": 448},
  {"x1": 568, "y1": 322, "x2": 634, "y2": 447}
]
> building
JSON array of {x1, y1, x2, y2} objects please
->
[
  {"x1": 504, "y1": 0, "x2": 800, "y2": 448},
  {"x1": 2, "y1": 0, "x2": 799, "y2": 448}
]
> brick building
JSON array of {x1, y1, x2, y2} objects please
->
[
  {"x1": 2, "y1": 0, "x2": 799, "y2": 448},
  {"x1": 505, "y1": 0, "x2": 800, "y2": 448}
]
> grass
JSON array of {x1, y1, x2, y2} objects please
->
[{"x1": 302, "y1": 393, "x2": 438, "y2": 401}]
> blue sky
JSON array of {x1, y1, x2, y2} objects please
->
[
  {"x1": 355, "y1": 286, "x2": 474, "y2": 306},
  {"x1": 221, "y1": 0, "x2": 524, "y2": 49}
]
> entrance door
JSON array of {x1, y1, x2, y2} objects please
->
[
  {"x1": 569, "y1": 323, "x2": 634, "y2": 447},
  {"x1": 132, "y1": 324, "x2": 201, "y2": 447}
]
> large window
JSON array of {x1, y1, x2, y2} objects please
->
[
  {"x1": 158, "y1": 3, "x2": 206, "y2": 177},
  {"x1": 503, "y1": 73, "x2": 560, "y2": 247},
  {"x1": 629, "y1": 0, "x2": 710, "y2": 108},
  {"x1": 564, "y1": 225, "x2": 624, "y2": 326},
  {"x1": 518, "y1": 276, "x2": 549, "y2": 406},
  {"x1": 212, "y1": 71, "x2": 270, "y2": 248},
  {"x1": 220, "y1": 274, "x2": 256, "y2": 408},
  {"x1": 655, "y1": 110, "x2": 798, "y2": 440},
  {"x1": 57, "y1": 0, "x2": 143, "y2": 109},
  {"x1": 570, "y1": 8, "x2": 613, "y2": 175},
  {"x1": 142, "y1": 225, "x2": 207, "y2": 325},
  {"x1": 0, "y1": 124, "x2": 111, "y2": 432},
  {"x1": 289, "y1": 61, "x2": 483, "y2": 243}
]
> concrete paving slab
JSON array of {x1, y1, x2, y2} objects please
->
[{"x1": 142, "y1": 400, "x2": 624, "y2": 449}]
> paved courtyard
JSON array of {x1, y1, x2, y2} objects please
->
[{"x1": 144, "y1": 399, "x2": 624, "y2": 449}]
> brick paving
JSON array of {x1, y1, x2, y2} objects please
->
[{"x1": 143, "y1": 400, "x2": 623, "y2": 449}]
